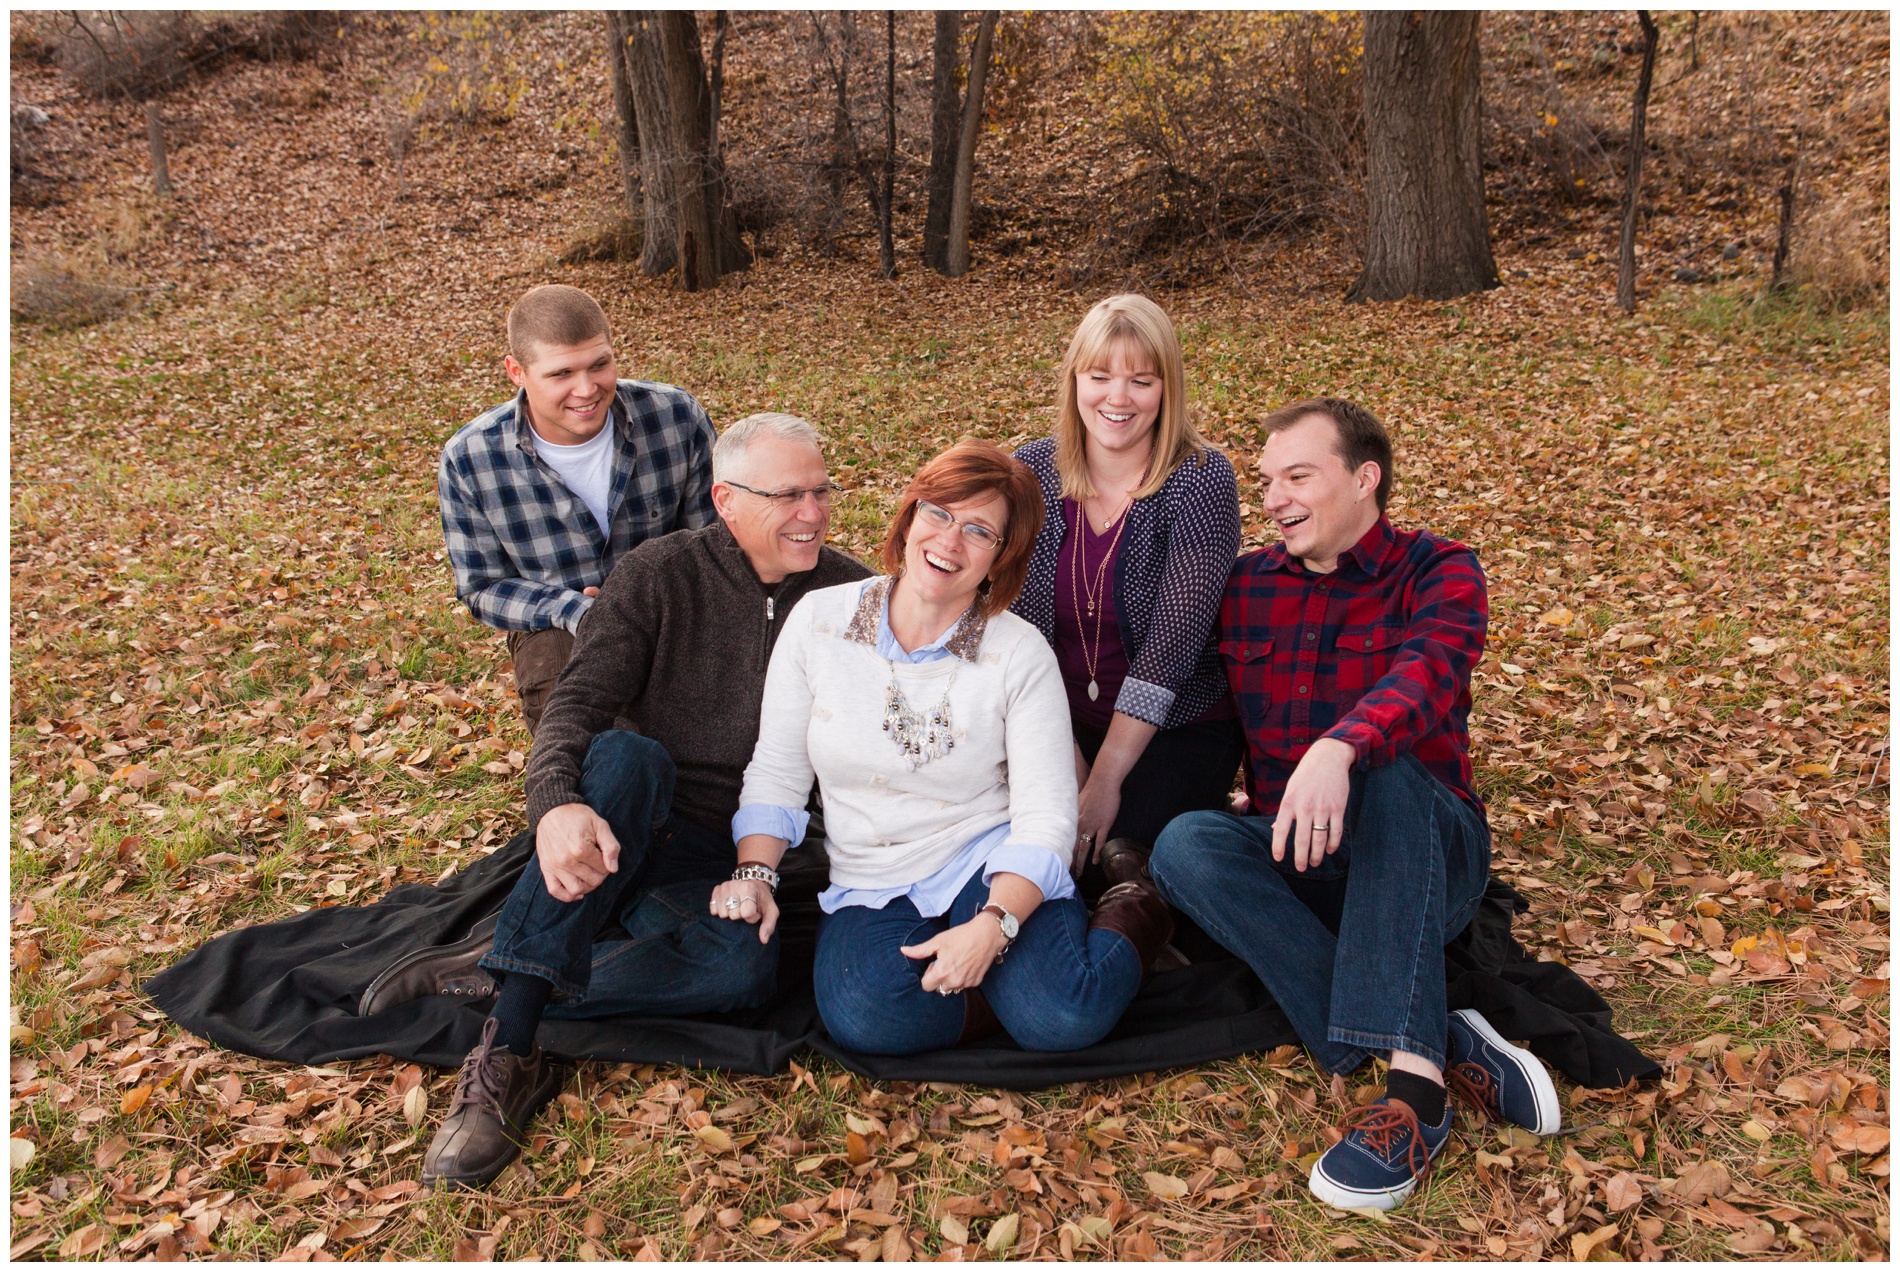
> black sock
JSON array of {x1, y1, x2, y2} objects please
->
[
  {"x1": 1385, "y1": 1069, "x2": 1447, "y2": 1125},
  {"x1": 488, "y1": 974, "x2": 553, "y2": 1056}
]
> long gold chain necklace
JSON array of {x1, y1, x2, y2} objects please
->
[{"x1": 1068, "y1": 498, "x2": 1132, "y2": 702}]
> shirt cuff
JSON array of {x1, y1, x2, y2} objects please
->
[
  {"x1": 732, "y1": 803, "x2": 809, "y2": 848},
  {"x1": 1320, "y1": 721, "x2": 1381, "y2": 766},
  {"x1": 1113, "y1": 676, "x2": 1176, "y2": 728},
  {"x1": 982, "y1": 842, "x2": 1075, "y2": 904},
  {"x1": 556, "y1": 592, "x2": 596, "y2": 634}
]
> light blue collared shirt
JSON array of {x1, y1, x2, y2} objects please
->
[{"x1": 731, "y1": 579, "x2": 1075, "y2": 916}]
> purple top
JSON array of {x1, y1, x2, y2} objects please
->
[{"x1": 1053, "y1": 500, "x2": 1132, "y2": 730}]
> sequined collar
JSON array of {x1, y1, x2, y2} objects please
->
[{"x1": 844, "y1": 575, "x2": 990, "y2": 663}]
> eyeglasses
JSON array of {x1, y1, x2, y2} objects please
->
[
  {"x1": 724, "y1": 480, "x2": 839, "y2": 508},
  {"x1": 915, "y1": 499, "x2": 1005, "y2": 550}
]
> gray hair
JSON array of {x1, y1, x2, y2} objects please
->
[{"x1": 713, "y1": 412, "x2": 824, "y2": 483}]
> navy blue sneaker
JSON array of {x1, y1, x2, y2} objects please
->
[
  {"x1": 1308, "y1": 1096, "x2": 1453, "y2": 1211},
  {"x1": 1446, "y1": 1008, "x2": 1561, "y2": 1135}
]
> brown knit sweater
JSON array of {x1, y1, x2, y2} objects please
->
[{"x1": 523, "y1": 522, "x2": 871, "y2": 836}]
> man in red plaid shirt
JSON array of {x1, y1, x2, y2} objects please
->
[{"x1": 1151, "y1": 399, "x2": 1559, "y2": 1212}]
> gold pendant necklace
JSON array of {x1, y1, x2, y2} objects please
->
[{"x1": 1069, "y1": 500, "x2": 1132, "y2": 701}]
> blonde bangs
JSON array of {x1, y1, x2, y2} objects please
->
[{"x1": 1053, "y1": 296, "x2": 1209, "y2": 502}]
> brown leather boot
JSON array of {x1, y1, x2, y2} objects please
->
[
  {"x1": 1098, "y1": 838, "x2": 1153, "y2": 887},
  {"x1": 359, "y1": 915, "x2": 499, "y2": 1016},
  {"x1": 956, "y1": 985, "x2": 1003, "y2": 1046},
  {"x1": 1089, "y1": 879, "x2": 1175, "y2": 977},
  {"x1": 420, "y1": 1017, "x2": 562, "y2": 1190}
]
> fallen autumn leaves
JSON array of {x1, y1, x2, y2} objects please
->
[{"x1": 8, "y1": 11, "x2": 1889, "y2": 1263}]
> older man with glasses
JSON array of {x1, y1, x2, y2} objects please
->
[{"x1": 387, "y1": 412, "x2": 870, "y2": 1189}]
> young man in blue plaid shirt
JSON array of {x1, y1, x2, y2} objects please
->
[{"x1": 438, "y1": 284, "x2": 717, "y2": 732}]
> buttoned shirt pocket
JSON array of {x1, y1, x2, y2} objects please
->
[
  {"x1": 1219, "y1": 637, "x2": 1274, "y2": 729},
  {"x1": 1332, "y1": 623, "x2": 1405, "y2": 701}
]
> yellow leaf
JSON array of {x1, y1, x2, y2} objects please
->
[
  {"x1": 747, "y1": 1217, "x2": 782, "y2": 1237},
  {"x1": 10, "y1": 1138, "x2": 35, "y2": 1170},
  {"x1": 693, "y1": 1124, "x2": 733, "y2": 1153},
  {"x1": 1571, "y1": 1224, "x2": 1620, "y2": 1261},
  {"x1": 121, "y1": 1085, "x2": 153, "y2": 1115},
  {"x1": 984, "y1": 1212, "x2": 1020, "y2": 1254},
  {"x1": 403, "y1": 1083, "x2": 428, "y2": 1128},
  {"x1": 844, "y1": 1112, "x2": 877, "y2": 1135},
  {"x1": 1143, "y1": 1170, "x2": 1190, "y2": 1199},
  {"x1": 1740, "y1": 1120, "x2": 1773, "y2": 1141},
  {"x1": 939, "y1": 1213, "x2": 968, "y2": 1245},
  {"x1": 1632, "y1": 925, "x2": 1673, "y2": 944}
]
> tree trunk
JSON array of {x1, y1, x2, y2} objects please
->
[
  {"x1": 619, "y1": 12, "x2": 749, "y2": 286},
  {"x1": 655, "y1": 10, "x2": 718, "y2": 292},
  {"x1": 145, "y1": 101, "x2": 171, "y2": 196},
  {"x1": 709, "y1": 10, "x2": 727, "y2": 164},
  {"x1": 1616, "y1": 12, "x2": 1660, "y2": 314},
  {"x1": 1348, "y1": 11, "x2": 1499, "y2": 303},
  {"x1": 621, "y1": 13, "x2": 679, "y2": 275},
  {"x1": 1771, "y1": 153, "x2": 1798, "y2": 292},
  {"x1": 922, "y1": 10, "x2": 962, "y2": 271},
  {"x1": 943, "y1": 10, "x2": 998, "y2": 279},
  {"x1": 825, "y1": 13, "x2": 854, "y2": 208},
  {"x1": 876, "y1": 10, "x2": 897, "y2": 279},
  {"x1": 604, "y1": 12, "x2": 642, "y2": 218}
]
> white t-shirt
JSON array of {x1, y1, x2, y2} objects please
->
[{"x1": 531, "y1": 417, "x2": 617, "y2": 540}]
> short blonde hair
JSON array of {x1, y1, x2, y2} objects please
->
[
  {"x1": 1054, "y1": 293, "x2": 1210, "y2": 502},
  {"x1": 507, "y1": 284, "x2": 612, "y2": 366}
]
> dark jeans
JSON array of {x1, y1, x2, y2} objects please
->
[
  {"x1": 1073, "y1": 713, "x2": 1244, "y2": 899},
  {"x1": 1150, "y1": 754, "x2": 1490, "y2": 1073},
  {"x1": 814, "y1": 868, "x2": 1142, "y2": 1056},
  {"x1": 479, "y1": 730, "x2": 776, "y2": 1017}
]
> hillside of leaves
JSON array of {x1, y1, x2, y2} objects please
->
[{"x1": 8, "y1": 10, "x2": 1890, "y2": 1263}]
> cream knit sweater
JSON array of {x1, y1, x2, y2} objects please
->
[{"x1": 739, "y1": 579, "x2": 1078, "y2": 891}]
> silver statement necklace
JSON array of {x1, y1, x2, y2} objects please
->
[{"x1": 882, "y1": 663, "x2": 957, "y2": 771}]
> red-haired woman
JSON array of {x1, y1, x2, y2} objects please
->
[{"x1": 713, "y1": 440, "x2": 1173, "y2": 1054}]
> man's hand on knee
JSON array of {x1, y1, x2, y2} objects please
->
[
  {"x1": 1272, "y1": 737, "x2": 1355, "y2": 872},
  {"x1": 535, "y1": 803, "x2": 622, "y2": 902}
]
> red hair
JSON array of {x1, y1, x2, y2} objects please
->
[{"x1": 881, "y1": 440, "x2": 1044, "y2": 618}]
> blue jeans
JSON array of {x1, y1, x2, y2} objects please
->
[
  {"x1": 1151, "y1": 754, "x2": 1490, "y2": 1073},
  {"x1": 479, "y1": 731, "x2": 776, "y2": 1017},
  {"x1": 815, "y1": 868, "x2": 1142, "y2": 1055}
]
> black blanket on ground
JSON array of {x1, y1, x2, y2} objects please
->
[{"x1": 145, "y1": 830, "x2": 1659, "y2": 1091}]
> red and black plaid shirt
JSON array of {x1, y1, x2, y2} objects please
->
[{"x1": 1220, "y1": 515, "x2": 1488, "y2": 814}]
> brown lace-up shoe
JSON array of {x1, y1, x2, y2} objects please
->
[
  {"x1": 420, "y1": 1016, "x2": 562, "y2": 1190},
  {"x1": 359, "y1": 916, "x2": 499, "y2": 1016},
  {"x1": 1098, "y1": 838, "x2": 1153, "y2": 887},
  {"x1": 1088, "y1": 879, "x2": 1175, "y2": 976}
]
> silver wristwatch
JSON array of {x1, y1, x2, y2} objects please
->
[
  {"x1": 979, "y1": 902, "x2": 1020, "y2": 956},
  {"x1": 731, "y1": 863, "x2": 780, "y2": 893}
]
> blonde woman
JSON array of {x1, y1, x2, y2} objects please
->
[{"x1": 1010, "y1": 295, "x2": 1244, "y2": 902}]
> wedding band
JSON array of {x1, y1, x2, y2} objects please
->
[
  {"x1": 937, "y1": 988, "x2": 953, "y2": 996},
  {"x1": 725, "y1": 898, "x2": 739, "y2": 909},
  {"x1": 1312, "y1": 824, "x2": 1329, "y2": 831}
]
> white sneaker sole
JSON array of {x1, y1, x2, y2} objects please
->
[
  {"x1": 1308, "y1": 1158, "x2": 1418, "y2": 1212},
  {"x1": 1454, "y1": 1008, "x2": 1562, "y2": 1135}
]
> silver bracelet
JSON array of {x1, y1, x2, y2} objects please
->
[{"x1": 731, "y1": 863, "x2": 780, "y2": 893}]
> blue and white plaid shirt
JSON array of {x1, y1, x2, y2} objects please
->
[{"x1": 438, "y1": 380, "x2": 717, "y2": 633}]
